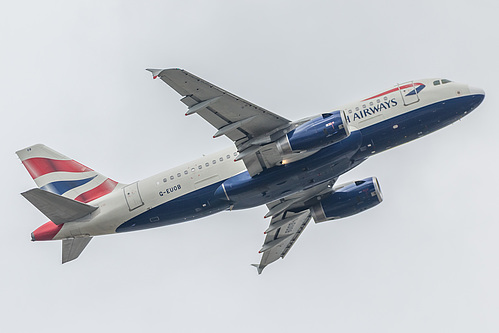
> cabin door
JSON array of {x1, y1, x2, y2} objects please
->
[
  {"x1": 398, "y1": 81, "x2": 420, "y2": 106},
  {"x1": 124, "y1": 182, "x2": 144, "y2": 211}
]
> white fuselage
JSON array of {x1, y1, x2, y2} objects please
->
[{"x1": 50, "y1": 79, "x2": 481, "y2": 239}]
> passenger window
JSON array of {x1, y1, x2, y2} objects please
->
[
  {"x1": 219, "y1": 157, "x2": 223, "y2": 162},
  {"x1": 177, "y1": 173, "x2": 181, "y2": 178},
  {"x1": 170, "y1": 175, "x2": 174, "y2": 180},
  {"x1": 198, "y1": 165, "x2": 202, "y2": 169},
  {"x1": 433, "y1": 80, "x2": 441, "y2": 86},
  {"x1": 163, "y1": 178, "x2": 167, "y2": 183},
  {"x1": 226, "y1": 154, "x2": 230, "y2": 159},
  {"x1": 205, "y1": 162, "x2": 209, "y2": 167},
  {"x1": 212, "y1": 160, "x2": 216, "y2": 164},
  {"x1": 233, "y1": 152, "x2": 237, "y2": 156},
  {"x1": 184, "y1": 170, "x2": 188, "y2": 175},
  {"x1": 441, "y1": 79, "x2": 451, "y2": 84},
  {"x1": 191, "y1": 168, "x2": 195, "y2": 172}
]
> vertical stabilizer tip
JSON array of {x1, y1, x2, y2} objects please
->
[{"x1": 31, "y1": 232, "x2": 36, "y2": 242}]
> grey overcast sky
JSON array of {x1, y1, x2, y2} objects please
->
[{"x1": 2, "y1": 1, "x2": 498, "y2": 332}]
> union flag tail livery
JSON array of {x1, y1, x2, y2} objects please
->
[
  {"x1": 18, "y1": 69, "x2": 485, "y2": 272},
  {"x1": 17, "y1": 144, "x2": 120, "y2": 203},
  {"x1": 17, "y1": 144, "x2": 123, "y2": 263}
]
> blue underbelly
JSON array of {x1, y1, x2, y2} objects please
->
[
  {"x1": 115, "y1": 181, "x2": 230, "y2": 233},
  {"x1": 353, "y1": 94, "x2": 483, "y2": 159},
  {"x1": 115, "y1": 94, "x2": 483, "y2": 233}
]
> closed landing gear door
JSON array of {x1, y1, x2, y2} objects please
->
[
  {"x1": 398, "y1": 81, "x2": 420, "y2": 106},
  {"x1": 124, "y1": 182, "x2": 144, "y2": 211}
]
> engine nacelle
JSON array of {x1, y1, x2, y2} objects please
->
[
  {"x1": 311, "y1": 177, "x2": 383, "y2": 223},
  {"x1": 277, "y1": 110, "x2": 350, "y2": 154}
]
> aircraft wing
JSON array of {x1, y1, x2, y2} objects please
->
[
  {"x1": 253, "y1": 180, "x2": 337, "y2": 274},
  {"x1": 147, "y1": 68, "x2": 292, "y2": 176},
  {"x1": 253, "y1": 210, "x2": 312, "y2": 274}
]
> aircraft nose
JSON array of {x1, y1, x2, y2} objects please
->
[
  {"x1": 464, "y1": 85, "x2": 485, "y2": 113},
  {"x1": 469, "y1": 85, "x2": 485, "y2": 96}
]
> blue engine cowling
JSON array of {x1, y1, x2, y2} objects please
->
[
  {"x1": 277, "y1": 110, "x2": 350, "y2": 154},
  {"x1": 311, "y1": 177, "x2": 383, "y2": 222}
]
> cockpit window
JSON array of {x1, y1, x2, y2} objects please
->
[{"x1": 433, "y1": 79, "x2": 452, "y2": 86}]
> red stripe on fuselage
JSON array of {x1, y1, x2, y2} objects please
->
[
  {"x1": 22, "y1": 158, "x2": 93, "y2": 179},
  {"x1": 361, "y1": 83, "x2": 424, "y2": 101},
  {"x1": 74, "y1": 178, "x2": 118, "y2": 203}
]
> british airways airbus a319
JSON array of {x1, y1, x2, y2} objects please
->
[{"x1": 17, "y1": 69, "x2": 485, "y2": 273}]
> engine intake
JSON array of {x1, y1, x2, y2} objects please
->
[
  {"x1": 277, "y1": 110, "x2": 350, "y2": 154},
  {"x1": 312, "y1": 177, "x2": 383, "y2": 222}
]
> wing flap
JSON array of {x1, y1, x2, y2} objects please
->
[
  {"x1": 254, "y1": 211, "x2": 312, "y2": 274},
  {"x1": 253, "y1": 180, "x2": 338, "y2": 274},
  {"x1": 242, "y1": 154, "x2": 264, "y2": 176},
  {"x1": 265, "y1": 211, "x2": 310, "y2": 234},
  {"x1": 21, "y1": 188, "x2": 97, "y2": 225}
]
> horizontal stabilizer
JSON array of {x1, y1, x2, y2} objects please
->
[
  {"x1": 62, "y1": 237, "x2": 92, "y2": 263},
  {"x1": 21, "y1": 188, "x2": 98, "y2": 225}
]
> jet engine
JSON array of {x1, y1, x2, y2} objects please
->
[
  {"x1": 277, "y1": 110, "x2": 350, "y2": 154},
  {"x1": 311, "y1": 177, "x2": 383, "y2": 222}
]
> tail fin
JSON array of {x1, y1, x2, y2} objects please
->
[{"x1": 16, "y1": 144, "x2": 121, "y2": 203}]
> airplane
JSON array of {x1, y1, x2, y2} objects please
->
[{"x1": 17, "y1": 69, "x2": 485, "y2": 273}]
